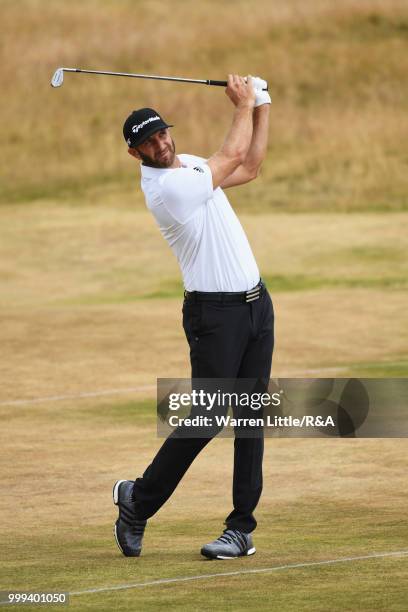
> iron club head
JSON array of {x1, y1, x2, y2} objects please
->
[{"x1": 51, "y1": 68, "x2": 64, "y2": 88}]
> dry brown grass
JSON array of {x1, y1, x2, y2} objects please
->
[
  {"x1": 1, "y1": 204, "x2": 407, "y2": 307},
  {"x1": 1, "y1": 395, "x2": 407, "y2": 610},
  {"x1": 2, "y1": 288, "x2": 407, "y2": 402},
  {"x1": 1, "y1": 204, "x2": 407, "y2": 402},
  {"x1": 1, "y1": 0, "x2": 408, "y2": 209},
  {"x1": 1, "y1": 401, "x2": 406, "y2": 533}
]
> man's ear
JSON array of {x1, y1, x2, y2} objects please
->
[{"x1": 128, "y1": 147, "x2": 140, "y2": 160}]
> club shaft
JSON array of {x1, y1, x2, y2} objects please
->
[
  {"x1": 58, "y1": 68, "x2": 268, "y2": 90},
  {"x1": 61, "y1": 68, "x2": 224, "y2": 87}
]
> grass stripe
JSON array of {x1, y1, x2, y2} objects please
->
[{"x1": 69, "y1": 550, "x2": 408, "y2": 597}]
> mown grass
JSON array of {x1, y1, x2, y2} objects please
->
[
  {"x1": 3, "y1": 514, "x2": 408, "y2": 611},
  {"x1": 1, "y1": 204, "x2": 407, "y2": 308},
  {"x1": 1, "y1": 204, "x2": 407, "y2": 403},
  {"x1": 1, "y1": 395, "x2": 407, "y2": 610},
  {"x1": 1, "y1": 0, "x2": 408, "y2": 211}
]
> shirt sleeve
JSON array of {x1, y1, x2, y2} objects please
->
[{"x1": 159, "y1": 163, "x2": 213, "y2": 224}]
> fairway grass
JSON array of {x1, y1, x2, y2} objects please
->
[
  {"x1": 1, "y1": 399, "x2": 407, "y2": 610},
  {"x1": 1, "y1": 205, "x2": 407, "y2": 309},
  {"x1": 1, "y1": 203, "x2": 407, "y2": 610},
  {"x1": 1, "y1": 205, "x2": 408, "y2": 402}
]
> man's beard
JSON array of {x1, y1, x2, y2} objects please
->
[{"x1": 138, "y1": 138, "x2": 176, "y2": 169}]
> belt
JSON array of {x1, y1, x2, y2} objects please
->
[{"x1": 184, "y1": 279, "x2": 265, "y2": 304}]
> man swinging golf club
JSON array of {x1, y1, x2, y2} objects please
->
[{"x1": 114, "y1": 74, "x2": 274, "y2": 559}]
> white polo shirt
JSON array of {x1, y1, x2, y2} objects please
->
[{"x1": 140, "y1": 153, "x2": 260, "y2": 292}]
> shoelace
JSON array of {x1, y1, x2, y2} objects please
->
[{"x1": 215, "y1": 529, "x2": 248, "y2": 551}]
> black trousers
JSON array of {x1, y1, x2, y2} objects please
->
[{"x1": 132, "y1": 289, "x2": 274, "y2": 533}]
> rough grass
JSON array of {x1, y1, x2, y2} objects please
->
[{"x1": 1, "y1": 0, "x2": 408, "y2": 210}]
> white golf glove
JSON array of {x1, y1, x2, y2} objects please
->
[
  {"x1": 252, "y1": 76, "x2": 271, "y2": 107},
  {"x1": 252, "y1": 77, "x2": 267, "y2": 91}
]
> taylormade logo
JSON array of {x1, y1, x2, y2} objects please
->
[{"x1": 132, "y1": 116, "x2": 160, "y2": 134}]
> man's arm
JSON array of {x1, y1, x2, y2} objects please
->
[
  {"x1": 206, "y1": 74, "x2": 255, "y2": 190},
  {"x1": 220, "y1": 103, "x2": 270, "y2": 189}
]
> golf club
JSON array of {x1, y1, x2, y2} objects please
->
[{"x1": 50, "y1": 67, "x2": 268, "y2": 90}]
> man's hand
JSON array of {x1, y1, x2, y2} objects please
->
[{"x1": 225, "y1": 74, "x2": 255, "y2": 109}]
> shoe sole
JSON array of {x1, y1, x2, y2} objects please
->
[
  {"x1": 201, "y1": 546, "x2": 256, "y2": 560},
  {"x1": 114, "y1": 522, "x2": 125, "y2": 555}
]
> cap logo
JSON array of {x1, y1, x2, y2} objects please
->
[{"x1": 132, "y1": 115, "x2": 160, "y2": 134}]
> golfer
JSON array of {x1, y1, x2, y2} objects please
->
[{"x1": 114, "y1": 75, "x2": 273, "y2": 559}]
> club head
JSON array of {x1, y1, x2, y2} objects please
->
[{"x1": 51, "y1": 68, "x2": 64, "y2": 88}]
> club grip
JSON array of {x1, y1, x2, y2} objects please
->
[
  {"x1": 207, "y1": 79, "x2": 268, "y2": 91},
  {"x1": 208, "y1": 80, "x2": 228, "y2": 87}
]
